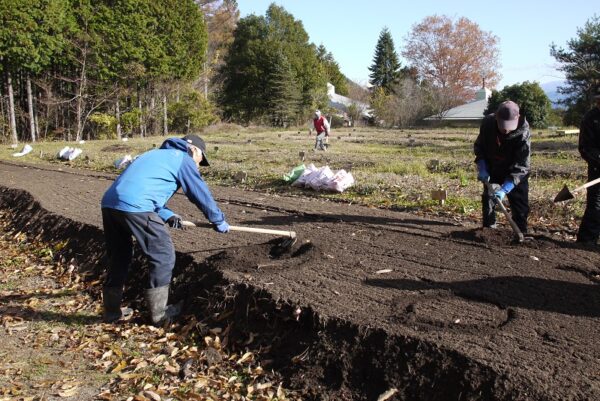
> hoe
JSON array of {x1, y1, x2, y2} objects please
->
[
  {"x1": 181, "y1": 220, "x2": 297, "y2": 251},
  {"x1": 484, "y1": 181, "x2": 525, "y2": 243},
  {"x1": 553, "y1": 177, "x2": 600, "y2": 203}
]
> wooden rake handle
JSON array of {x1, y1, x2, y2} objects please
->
[{"x1": 182, "y1": 220, "x2": 296, "y2": 239}]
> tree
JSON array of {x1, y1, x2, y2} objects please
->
[
  {"x1": 484, "y1": 81, "x2": 552, "y2": 128},
  {"x1": 219, "y1": 15, "x2": 271, "y2": 122},
  {"x1": 316, "y1": 44, "x2": 348, "y2": 95},
  {"x1": 550, "y1": 15, "x2": 600, "y2": 125},
  {"x1": 220, "y1": 4, "x2": 325, "y2": 124},
  {"x1": 196, "y1": 0, "x2": 239, "y2": 99},
  {"x1": 368, "y1": 28, "x2": 401, "y2": 93},
  {"x1": 267, "y1": 51, "x2": 302, "y2": 127},
  {"x1": 0, "y1": 0, "x2": 70, "y2": 143},
  {"x1": 402, "y1": 15, "x2": 500, "y2": 106},
  {"x1": 168, "y1": 90, "x2": 218, "y2": 133}
]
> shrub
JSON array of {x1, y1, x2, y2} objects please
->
[{"x1": 89, "y1": 113, "x2": 117, "y2": 139}]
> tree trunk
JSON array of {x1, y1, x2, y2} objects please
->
[
  {"x1": 150, "y1": 94, "x2": 156, "y2": 135},
  {"x1": 35, "y1": 110, "x2": 40, "y2": 140},
  {"x1": 163, "y1": 93, "x2": 168, "y2": 136},
  {"x1": 26, "y1": 75, "x2": 36, "y2": 142},
  {"x1": 203, "y1": 62, "x2": 208, "y2": 100},
  {"x1": 76, "y1": 92, "x2": 83, "y2": 141},
  {"x1": 115, "y1": 98, "x2": 122, "y2": 139},
  {"x1": 6, "y1": 70, "x2": 18, "y2": 144},
  {"x1": 138, "y1": 94, "x2": 144, "y2": 138},
  {"x1": 76, "y1": 45, "x2": 88, "y2": 142}
]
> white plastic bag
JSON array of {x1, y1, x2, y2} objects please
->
[
  {"x1": 12, "y1": 144, "x2": 33, "y2": 157},
  {"x1": 292, "y1": 163, "x2": 317, "y2": 187},
  {"x1": 57, "y1": 146, "x2": 82, "y2": 161},
  {"x1": 114, "y1": 154, "x2": 133, "y2": 169},
  {"x1": 306, "y1": 166, "x2": 334, "y2": 190},
  {"x1": 326, "y1": 169, "x2": 355, "y2": 192}
]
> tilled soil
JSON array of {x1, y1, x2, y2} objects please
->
[{"x1": 1, "y1": 160, "x2": 600, "y2": 400}]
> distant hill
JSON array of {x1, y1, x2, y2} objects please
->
[{"x1": 541, "y1": 80, "x2": 567, "y2": 106}]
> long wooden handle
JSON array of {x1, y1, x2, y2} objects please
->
[
  {"x1": 182, "y1": 220, "x2": 296, "y2": 238},
  {"x1": 572, "y1": 176, "x2": 600, "y2": 193}
]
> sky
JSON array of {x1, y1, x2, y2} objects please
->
[{"x1": 235, "y1": 0, "x2": 595, "y2": 90}]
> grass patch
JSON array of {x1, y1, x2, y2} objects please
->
[{"x1": 0, "y1": 126, "x2": 587, "y2": 226}]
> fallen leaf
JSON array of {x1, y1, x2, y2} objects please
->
[
  {"x1": 237, "y1": 352, "x2": 253, "y2": 365},
  {"x1": 110, "y1": 360, "x2": 127, "y2": 373},
  {"x1": 58, "y1": 386, "x2": 79, "y2": 397},
  {"x1": 143, "y1": 390, "x2": 161, "y2": 401},
  {"x1": 377, "y1": 388, "x2": 398, "y2": 401}
]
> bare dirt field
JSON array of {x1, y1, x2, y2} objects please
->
[{"x1": 1, "y1": 159, "x2": 600, "y2": 401}]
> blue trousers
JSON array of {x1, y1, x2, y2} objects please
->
[{"x1": 102, "y1": 208, "x2": 175, "y2": 289}]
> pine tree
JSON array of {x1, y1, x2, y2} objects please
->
[
  {"x1": 316, "y1": 44, "x2": 348, "y2": 96},
  {"x1": 368, "y1": 27, "x2": 401, "y2": 93},
  {"x1": 551, "y1": 15, "x2": 600, "y2": 124},
  {"x1": 268, "y1": 51, "x2": 302, "y2": 127}
]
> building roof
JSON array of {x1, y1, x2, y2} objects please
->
[
  {"x1": 424, "y1": 87, "x2": 491, "y2": 121},
  {"x1": 327, "y1": 83, "x2": 371, "y2": 118}
]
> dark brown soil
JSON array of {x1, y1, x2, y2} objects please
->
[{"x1": 2, "y1": 160, "x2": 600, "y2": 401}]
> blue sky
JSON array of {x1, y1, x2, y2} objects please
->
[{"x1": 236, "y1": 0, "x2": 595, "y2": 89}]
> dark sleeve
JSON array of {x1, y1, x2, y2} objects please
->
[
  {"x1": 579, "y1": 112, "x2": 600, "y2": 166},
  {"x1": 474, "y1": 119, "x2": 487, "y2": 162},
  {"x1": 177, "y1": 158, "x2": 225, "y2": 225},
  {"x1": 508, "y1": 134, "x2": 531, "y2": 185}
]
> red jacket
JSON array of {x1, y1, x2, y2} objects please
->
[{"x1": 313, "y1": 116, "x2": 329, "y2": 135}]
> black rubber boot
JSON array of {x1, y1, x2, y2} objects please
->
[
  {"x1": 102, "y1": 287, "x2": 133, "y2": 323},
  {"x1": 145, "y1": 285, "x2": 182, "y2": 325}
]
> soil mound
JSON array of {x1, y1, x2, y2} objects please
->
[{"x1": 205, "y1": 240, "x2": 319, "y2": 275}]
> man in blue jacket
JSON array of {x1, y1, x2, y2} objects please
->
[
  {"x1": 474, "y1": 100, "x2": 531, "y2": 233},
  {"x1": 101, "y1": 135, "x2": 229, "y2": 324}
]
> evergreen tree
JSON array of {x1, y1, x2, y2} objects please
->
[
  {"x1": 0, "y1": 0, "x2": 70, "y2": 142},
  {"x1": 550, "y1": 16, "x2": 600, "y2": 125},
  {"x1": 220, "y1": 4, "x2": 325, "y2": 124},
  {"x1": 484, "y1": 81, "x2": 552, "y2": 128},
  {"x1": 316, "y1": 44, "x2": 348, "y2": 96},
  {"x1": 368, "y1": 27, "x2": 401, "y2": 93},
  {"x1": 268, "y1": 51, "x2": 302, "y2": 127}
]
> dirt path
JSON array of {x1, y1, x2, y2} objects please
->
[{"x1": 1, "y1": 160, "x2": 600, "y2": 400}]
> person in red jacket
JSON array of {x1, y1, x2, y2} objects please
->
[{"x1": 312, "y1": 110, "x2": 330, "y2": 151}]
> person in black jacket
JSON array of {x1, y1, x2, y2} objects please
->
[
  {"x1": 576, "y1": 87, "x2": 600, "y2": 245},
  {"x1": 474, "y1": 100, "x2": 531, "y2": 233}
]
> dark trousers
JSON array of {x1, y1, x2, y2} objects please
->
[
  {"x1": 577, "y1": 165, "x2": 600, "y2": 242},
  {"x1": 102, "y1": 208, "x2": 175, "y2": 289},
  {"x1": 482, "y1": 176, "x2": 529, "y2": 233}
]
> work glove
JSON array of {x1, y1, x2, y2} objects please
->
[
  {"x1": 476, "y1": 160, "x2": 489, "y2": 182},
  {"x1": 213, "y1": 221, "x2": 230, "y2": 233},
  {"x1": 494, "y1": 188, "x2": 507, "y2": 201},
  {"x1": 494, "y1": 181, "x2": 516, "y2": 202},
  {"x1": 166, "y1": 215, "x2": 185, "y2": 230}
]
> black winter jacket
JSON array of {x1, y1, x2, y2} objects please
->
[
  {"x1": 578, "y1": 107, "x2": 600, "y2": 167},
  {"x1": 474, "y1": 114, "x2": 531, "y2": 185}
]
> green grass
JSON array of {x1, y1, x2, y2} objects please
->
[{"x1": 0, "y1": 125, "x2": 588, "y2": 225}]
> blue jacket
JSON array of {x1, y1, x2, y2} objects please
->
[{"x1": 101, "y1": 137, "x2": 225, "y2": 225}]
